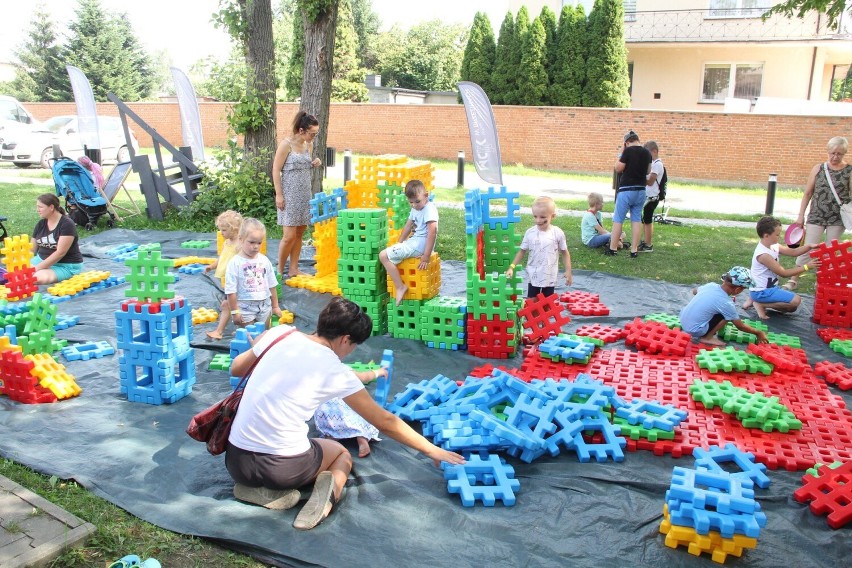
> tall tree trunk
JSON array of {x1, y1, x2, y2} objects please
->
[
  {"x1": 242, "y1": 0, "x2": 276, "y2": 174},
  {"x1": 300, "y1": 1, "x2": 338, "y2": 194}
]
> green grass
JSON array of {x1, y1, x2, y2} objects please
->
[{"x1": 0, "y1": 164, "x2": 818, "y2": 567}]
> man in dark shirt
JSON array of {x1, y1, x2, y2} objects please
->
[{"x1": 607, "y1": 130, "x2": 652, "y2": 258}]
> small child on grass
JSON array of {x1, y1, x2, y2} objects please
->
[
  {"x1": 208, "y1": 217, "x2": 281, "y2": 339},
  {"x1": 507, "y1": 196, "x2": 573, "y2": 298},
  {"x1": 379, "y1": 180, "x2": 438, "y2": 306},
  {"x1": 680, "y1": 266, "x2": 768, "y2": 346},
  {"x1": 581, "y1": 192, "x2": 626, "y2": 250},
  {"x1": 313, "y1": 366, "x2": 390, "y2": 458},
  {"x1": 744, "y1": 215, "x2": 821, "y2": 320}
]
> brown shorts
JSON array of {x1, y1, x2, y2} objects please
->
[{"x1": 225, "y1": 439, "x2": 323, "y2": 490}]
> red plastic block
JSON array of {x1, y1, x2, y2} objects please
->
[
  {"x1": 815, "y1": 327, "x2": 852, "y2": 343},
  {"x1": 745, "y1": 343, "x2": 809, "y2": 373},
  {"x1": 559, "y1": 290, "x2": 599, "y2": 304},
  {"x1": 466, "y1": 313, "x2": 520, "y2": 359},
  {"x1": 814, "y1": 360, "x2": 852, "y2": 391},
  {"x1": 0, "y1": 348, "x2": 58, "y2": 404},
  {"x1": 623, "y1": 318, "x2": 691, "y2": 356},
  {"x1": 575, "y1": 323, "x2": 625, "y2": 344},
  {"x1": 566, "y1": 301, "x2": 610, "y2": 316},
  {"x1": 518, "y1": 293, "x2": 570, "y2": 344},
  {"x1": 793, "y1": 461, "x2": 852, "y2": 529}
]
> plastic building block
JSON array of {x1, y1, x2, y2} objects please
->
[
  {"x1": 695, "y1": 346, "x2": 773, "y2": 375},
  {"x1": 420, "y1": 296, "x2": 466, "y2": 350},
  {"x1": 624, "y1": 318, "x2": 691, "y2": 356},
  {"x1": 191, "y1": 307, "x2": 219, "y2": 325},
  {"x1": 443, "y1": 453, "x2": 521, "y2": 506},
  {"x1": 539, "y1": 334, "x2": 596, "y2": 364},
  {"x1": 814, "y1": 360, "x2": 852, "y2": 390},
  {"x1": 659, "y1": 504, "x2": 758, "y2": 564},
  {"x1": 559, "y1": 290, "x2": 600, "y2": 304},
  {"x1": 478, "y1": 186, "x2": 521, "y2": 230},
  {"x1": 569, "y1": 414, "x2": 626, "y2": 463},
  {"x1": 745, "y1": 343, "x2": 809, "y2": 373},
  {"x1": 124, "y1": 250, "x2": 176, "y2": 303},
  {"x1": 816, "y1": 327, "x2": 852, "y2": 343},
  {"x1": 692, "y1": 444, "x2": 771, "y2": 489},
  {"x1": 574, "y1": 323, "x2": 625, "y2": 344},
  {"x1": 180, "y1": 240, "x2": 210, "y2": 249},
  {"x1": 689, "y1": 379, "x2": 802, "y2": 433},
  {"x1": 764, "y1": 331, "x2": 802, "y2": 348},
  {"x1": 518, "y1": 293, "x2": 570, "y2": 344},
  {"x1": 805, "y1": 461, "x2": 843, "y2": 478},
  {"x1": 372, "y1": 349, "x2": 394, "y2": 408},
  {"x1": 26, "y1": 352, "x2": 82, "y2": 400},
  {"x1": 644, "y1": 313, "x2": 682, "y2": 329},
  {"x1": 829, "y1": 338, "x2": 852, "y2": 356},
  {"x1": 60, "y1": 341, "x2": 115, "y2": 362},
  {"x1": 793, "y1": 461, "x2": 852, "y2": 529},
  {"x1": 278, "y1": 310, "x2": 294, "y2": 324},
  {"x1": 612, "y1": 417, "x2": 675, "y2": 442},
  {"x1": 466, "y1": 313, "x2": 521, "y2": 359},
  {"x1": 614, "y1": 399, "x2": 688, "y2": 432}
]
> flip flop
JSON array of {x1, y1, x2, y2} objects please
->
[
  {"x1": 108, "y1": 555, "x2": 141, "y2": 568},
  {"x1": 293, "y1": 471, "x2": 336, "y2": 530},
  {"x1": 234, "y1": 484, "x2": 301, "y2": 510}
]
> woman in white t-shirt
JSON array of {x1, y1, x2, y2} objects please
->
[{"x1": 226, "y1": 297, "x2": 465, "y2": 530}]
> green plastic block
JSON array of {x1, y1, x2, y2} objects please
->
[
  {"x1": 482, "y1": 225, "x2": 521, "y2": 274},
  {"x1": 377, "y1": 182, "x2": 405, "y2": 210},
  {"x1": 644, "y1": 313, "x2": 682, "y2": 329},
  {"x1": 180, "y1": 240, "x2": 210, "y2": 249},
  {"x1": 351, "y1": 293, "x2": 389, "y2": 336},
  {"x1": 337, "y1": 257, "x2": 387, "y2": 295},
  {"x1": 741, "y1": 319, "x2": 769, "y2": 331},
  {"x1": 208, "y1": 353, "x2": 232, "y2": 371},
  {"x1": 613, "y1": 416, "x2": 676, "y2": 441},
  {"x1": 718, "y1": 324, "x2": 757, "y2": 344},
  {"x1": 805, "y1": 461, "x2": 844, "y2": 477},
  {"x1": 420, "y1": 296, "x2": 467, "y2": 348},
  {"x1": 829, "y1": 338, "x2": 852, "y2": 356},
  {"x1": 695, "y1": 346, "x2": 773, "y2": 375},
  {"x1": 689, "y1": 379, "x2": 739, "y2": 409},
  {"x1": 691, "y1": 378, "x2": 801, "y2": 432},
  {"x1": 765, "y1": 331, "x2": 802, "y2": 348},
  {"x1": 124, "y1": 250, "x2": 176, "y2": 303},
  {"x1": 23, "y1": 293, "x2": 58, "y2": 335},
  {"x1": 466, "y1": 271, "x2": 523, "y2": 319},
  {"x1": 387, "y1": 299, "x2": 424, "y2": 340},
  {"x1": 337, "y1": 208, "x2": 388, "y2": 255}
]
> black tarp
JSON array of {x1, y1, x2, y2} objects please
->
[{"x1": 1, "y1": 229, "x2": 849, "y2": 568}]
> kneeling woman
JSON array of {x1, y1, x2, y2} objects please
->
[
  {"x1": 226, "y1": 297, "x2": 465, "y2": 530},
  {"x1": 31, "y1": 194, "x2": 84, "y2": 284}
]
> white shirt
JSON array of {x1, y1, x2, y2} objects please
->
[
  {"x1": 520, "y1": 225, "x2": 568, "y2": 287},
  {"x1": 224, "y1": 253, "x2": 278, "y2": 301},
  {"x1": 646, "y1": 158, "x2": 664, "y2": 199},
  {"x1": 750, "y1": 242, "x2": 781, "y2": 291}
]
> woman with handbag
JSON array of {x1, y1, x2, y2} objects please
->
[
  {"x1": 786, "y1": 136, "x2": 851, "y2": 290},
  {"x1": 224, "y1": 297, "x2": 465, "y2": 531}
]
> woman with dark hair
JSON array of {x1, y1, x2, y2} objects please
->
[
  {"x1": 31, "y1": 193, "x2": 84, "y2": 284},
  {"x1": 226, "y1": 297, "x2": 465, "y2": 531},
  {"x1": 273, "y1": 110, "x2": 323, "y2": 278}
]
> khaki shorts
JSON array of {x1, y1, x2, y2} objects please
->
[{"x1": 225, "y1": 439, "x2": 323, "y2": 490}]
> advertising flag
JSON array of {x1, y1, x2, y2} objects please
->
[
  {"x1": 66, "y1": 65, "x2": 100, "y2": 151},
  {"x1": 171, "y1": 67, "x2": 205, "y2": 161},
  {"x1": 458, "y1": 81, "x2": 503, "y2": 185}
]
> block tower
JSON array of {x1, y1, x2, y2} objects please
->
[
  {"x1": 1, "y1": 234, "x2": 38, "y2": 301},
  {"x1": 115, "y1": 250, "x2": 196, "y2": 404},
  {"x1": 285, "y1": 188, "x2": 347, "y2": 295},
  {"x1": 464, "y1": 187, "x2": 524, "y2": 358},
  {"x1": 811, "y1": 239, "x2": 852, "y2": 327}
]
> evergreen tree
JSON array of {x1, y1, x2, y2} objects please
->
[
  {"x1": 460, "y1": 11, "x2": 496, "y2": 96},
  {"x1": 2, "y1": 3, "x2": 71, "y2": 101},
  {"x1": 332, "y1": 0, "x2": 368, "y2": 102},
  {"x1": 518, "y1": 18, "x2": 548, "y2": 106},
  {"x1": 538, "y1": 5, "x2": 558, "y2": 104},
  {"x1": 65, "y1": 0, "x2": 154, "y2": 101},
  {"x1": 582, "y1": 0, "x2": 630, "y2": 108},
  {"x1": 510, "y1": 6, "x2": 530, "y2": 105},
  {"x1": 550, "y1": 4, "x2": 587, "y2": 107},
  {"x1": 491, "y1": 12, "x2": 516, "y2": 105},
  {"x1": 285, "y1": 11, "x2": 305, "y2": 100}
]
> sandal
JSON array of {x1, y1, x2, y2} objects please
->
[
  {"x1": 234, "y1": 484, "x2": 301, "y2": 510},
  {"x1": 108, "y1": 556, "x2": 141, "y2": 568},
  {"x1": 293, "y1": 471, "x2": 336, "y2": 530}
]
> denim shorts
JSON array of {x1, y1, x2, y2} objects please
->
[
  {"x1": 31, "y1": 256, "x2": 83, "y2": 282},
  {"x1": 749, "y1": 287, "x2": 795, "y2": 304},
  {"x1": 385, "y1": 239, "x2": 424, "y2": 264},
  {"x1": 613, "y1": 188, "x2": 647, "y2": 223},
  {"x1": 238, "y1": 297, "x2": 272, "y2": 325}
]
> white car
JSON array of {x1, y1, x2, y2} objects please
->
[
  {"x1": 0, "y1": 95, "x2": 40, "y2": 151},
  {"x1": 0, "y1": 115, "x2": 140, "y2": 168}
]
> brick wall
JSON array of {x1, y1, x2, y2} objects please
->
[{"x1": 24, "y1": 101, "x2": 850, "y2": 186}]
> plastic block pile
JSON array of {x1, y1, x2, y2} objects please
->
[
  {"x1": 660, "y1": 444, "x2": 769, "y2": 563},
  {"x1": 810, "y1": 239, "x2": 852, "y2": 327},
  {"x1": 690, "y1": 379, "x2": 802, "y2": 432},
  {"x1": 793, "y1": 460, "x2": 852, "y2": 529},
  {"x1": 559, "y1": 290, "x2": 609, "y2": 316}
]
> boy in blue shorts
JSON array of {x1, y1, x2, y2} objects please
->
[
  {"x1": 379, "y1": 180, "x2": 438, "y2": 306},
  {"x1": 680, "y1": 266, "x2": 768, "y2": 347},
  {"x1": 747, "y1": 216, "x2": 821, "y2": 319}
]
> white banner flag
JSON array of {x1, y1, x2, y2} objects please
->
[
  {"x1": 66, "y1": 65, "x2": 100, "y2": 151},
  {"x1": 170, "y1": 67, "x2": 205, "y2": 161},
  {"x1": 458, "y1": 81, "x2": 503, "y2": 185}
]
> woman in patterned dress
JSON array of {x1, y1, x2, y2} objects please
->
[
  {"x1": 272, "y1": 111, "x2": 322, "y2": 278},
  {"x1": 786, "y1": 136, "x2": 850, "y2": 290}
]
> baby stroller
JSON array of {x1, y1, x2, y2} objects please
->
[{"x1": 51, "y1": 157, "x2": 115, "y2": 230}]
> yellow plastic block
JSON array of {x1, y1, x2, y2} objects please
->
[
  {"x1": 26, "y1": 353, "x2": 82, "y2": 400},
  {"x1": 172, "y1": 256, "x2": 216, "y2": 267},
  {"x1": 192, "y1": 307, "x2": 220, "y2": 325},
  {"x1": 279, "y1": 310, "x2": 295, "y2": 324},
  {"x1": 47, "y1": 270, "x2": 111, "y2": 296},
  {"x1": 286, "y1": 273, "x2": 342, "y2": 296},
  {"x1": 0, "y1": 335, "x2": 22, "y2": 353},
  {"x1": 0, "y1": 284, "x2": 8, "y2": 300},
  {"x1": 313, "y1": 218, "x2": 340, "y2": 278},
  {"x1": 1, "y1": 234, "x2": 35, "y2": 271},
  {"x1": 659, "y1": 505, "x2": 757, "y2": 564},
  {"x1": 386, "y1": 252, "x2": 441, "y2": 301}
]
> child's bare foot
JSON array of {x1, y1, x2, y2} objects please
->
[
  {"x1": 698, "y1": 335, "x2": 726, "y2": 347},
  {"x1": 288, "y1": 270, "x2": 311, "y2": 277},
  {"x1": 742, "y1": 298, "x2": 753, "y2": 309},
  {"x1": 753, "y1": 302, "x2": 769, "y2": 320},
  {"x1": 206, "y1": 331, "x2": 223, "y2": 340},
  {"x1": 356, "y1": 436, "x2": 371, "y2": 458},
  {"x1": 394, "y1": 285, "x2": 408, "y2": 306}
]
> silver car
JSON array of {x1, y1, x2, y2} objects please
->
[{"x1": 0, "y1": 115, "x2": 140, "y2": 168}]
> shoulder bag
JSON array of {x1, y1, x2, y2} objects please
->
[
  {"x1": 186, "y1": 327, "x2": 296, "y2": 455},
  {"x1": 823, "y1": 162, "x2": 852, "y2": 231}
]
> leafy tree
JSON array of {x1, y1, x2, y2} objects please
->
[
  {"x1": 831, "y1": 64, "x2": 852, "y2": 101},
  {"x1": 273, "y1": 0, "x2": 296, "y2": 99},
  {"x1": 460, "y1": 11, "x2": 496, "y2": 96},
  {"x1": 538, "y1": 5, "x2": 558, "y2": 103},
  {"x1": 371, "y1": 25, "x2": 406, "y2": 87},
  {"x1": 285, "y1": 9, "x2": 306, "y2": 100},
  {"x1": 510, "y1": 6, "x2": 530, "y2": 105},
  {"x1": 332, "y1": 0, "x2": 369, "y2": 102},
  {"x1": 373, "y1": 21, "x2": 467, "y2": 91},
  {"x1": 550, "y1": 4, "x2": 587, "y2": 107},
  {"x1": 518, "y1": 18, "x2": 548, "y2": 106},
  {"x1": 193, "y1": 48, "x2": 248, "y2": 102},
  {"x1": 764, "y1": 0, "x2": 852, "y2": 29},
  {"x1": 65, "y1": 0, "x2": 155, "y2": 101},
  {"x1": 491, "y1": 12, "x2": 516, "y2": 104},
  {"x1": 351, "y1": 0, "x2": 380, "y2": 69},
  {"x1": 582, "y1": 0, "x2": 630, "y2": 108},
  {"x1": 296, "y1": 0, "x2": 339, "y2": 194},
  {"x1": 2, "y1": 3, "x2": 71, "y2": 101}
]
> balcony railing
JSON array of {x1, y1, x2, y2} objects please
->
[{"x1": 625, "y1": 9, "x2": 850, "y2": 43}]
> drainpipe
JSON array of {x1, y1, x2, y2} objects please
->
[{"x1": 807, "y1": 14, "x2": 820, "y2": 100}]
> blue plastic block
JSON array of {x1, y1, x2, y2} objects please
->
[
  {"x1": 667, "y1": 467, "x2": 758, "y2": 515},
  {"x1": 692, "y1": 443, "x2": 771, "y2": 490},
  {"x1": 667, "y1": 498, "x2": 766, "y2": 539},
  {"x1": 614, "y1": 399, "x2": 688, "y2": 432},
  {"x1": 463, "y1": 189, "x2": 484, "y2": 234},
  {"x1": 61, "y1": 341, "x2": 115, "y2": 361},
  {"x1": 569, "y1": 413, "x2": 626, "y2": 463},
  {"x1": 53, "y1": 314, "x2": 80, "y2": 330},
  {"x1": 443, "y1": 453, "x2": 521, "y2": 507},
  {"x1": 373, "y1": 348, "x2": 394, "y2": 408},
  {"x1": 540, "y1": 334, "x2": 597, "y2": 364},
  {"x1": 105, "y1": 243, "x2": 139, "y2": 257},
  {"x1": 177, "y1": 264, "x2": 206, "y2": 274},
  {"x1": 479, "y1": 186, "x2": 521, "y2": 230}
]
